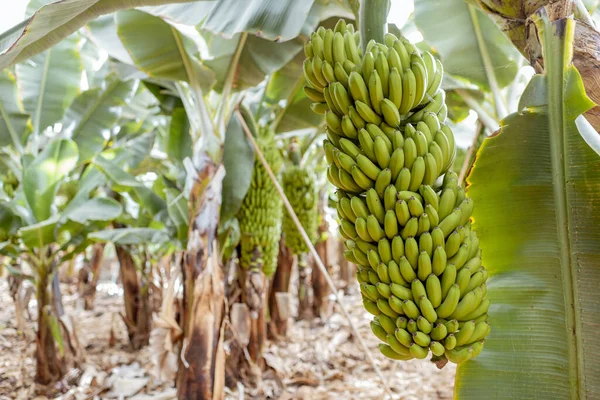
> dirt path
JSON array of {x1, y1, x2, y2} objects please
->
[{"x1": 0, "y1": 278, "x2": 454, "y2": 399}]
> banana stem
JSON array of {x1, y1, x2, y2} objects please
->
[
  {"x1": 359, "y1": 0, "x2": 390, "y2": 53},
  {"x1": 235, "y1": 109, "x2": 394, "y2": 399},
  {"x1": 459, "y1": 121, "x2": 485, "y2": 185}
]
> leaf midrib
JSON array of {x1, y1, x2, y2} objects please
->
[
  {"x1": 33, "y1": 48, "x2": 52, "y2": 135},
  {"x1": 540, "y1": 16, "x2": 583, "y2": 399},
  {"x1": 71, "y1": 79, "x2": 121, "y2": 140}
]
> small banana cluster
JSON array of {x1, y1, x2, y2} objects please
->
[
  {"x1": 282, "y1": 166, "x2": 319, "y2": 254},
  {"x1": 304, "y1": 20, "x2": 490, "y2": 364},
  {"x1": 237, "y1": 132, "x2": 283, "y2": 276}
]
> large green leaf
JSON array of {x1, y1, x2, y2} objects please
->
[
  {"x1": 165, "y1": 188, "x2": 188, "y2": 244},
  {"x1": 414, "y1": 0, "x2": 522, "y2": 89},
  {"x1": 0, "y1": 70, "x2": 31, "y2": 150},
  {"x1": 93, "y1": 154, "x2": 166, "y2": 214},
  {"x1": 63, "y1": 76, "x2": 137, "y2": 162},
  {"x1": 115, "y1": 9, "x2": 215, "y2": 92},
  {"x1": 18, "y1": 216, "x2": 59, "y2": 249},
  {"x1": 165, "y1": 107, "x2": 192, "y2": 164},
  {"x1": 220, "y1": 112, "x2": 255, "y2": 222},
  {"x1": 203, "y1": 0, "x2": 315, "y2": 41},
  {"x1": 23, "y1": 139, "x2": 79, "y2": 222},
  {"x1": 63, "y1": 197, "x2": 123, "y2": 224},
  {"x1": 203, "y1": 2, "x2": 349, "y2": 92},
  {"x1": 0, "y1": 0, "x2": 202, "y2": 70},
  {"x1": 89, "y1": 227, "x2": 169, "y2": 244},
  {"x1": 456, "y1": 15, "x2": 599, "y2": 398},
  {"x1": 16, "y1": 35, "x2": 83, "y2": 135}
]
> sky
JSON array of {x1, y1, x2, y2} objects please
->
[{"x1": 0, "y1": 0, "x2": 413, "y2": 36}]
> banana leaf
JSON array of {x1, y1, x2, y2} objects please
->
[
  {"x1": 220, "y1": 110, "x2": 255, "y2": 222},
  {"x1": 16, "y1": 35, "x2": 83, "y2": 135},
  {"x1": 89, "y1": 227, "x2": 170, "y2": 245},
  {"x1": 0, "y1": 0, "x2": 201, "y2": 70},
  {"x1": 414, "y1": 0, "x2": 523, "y2": 90},
  {"x1": 62, "y1": 76, "x2": 138, "y2": 162},
  {"x1": 22, "y1": 139, "x2": 79, "y2": 222},
  {"x1": 115, "y1": 10, "x2": 216, "y2": 92},
  {"x1": 457, "y1": 13, "x2": 600, "y2": 399},
  {"x1": 0, "y1": 70, "x2": 31, "y2": 150}
]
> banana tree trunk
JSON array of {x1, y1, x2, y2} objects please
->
[
  {"x1": 176, "y1": 163, "x2": 225, "y2": 400},
  {"x1": 79, "y1": 243, "x2": 105, "y2": 310},
  {"x1": 311, "y1": 220, "x2": 330, "y2": 319},
  {"x1": 268, "y1": 238, "x2": 293, "y2": 338},
  {"x1": 35, "y1": 263, "x2": 61, "y2": 384},
  {"x1": 297, "y1": 254, "x2": 312, "y2": 320},
  {"x1": 473, "y1": 0, "x2": 600, "y2": 130},
  {"x1": 116, "y1": 246, "x2": 151, "y2": 349},
  {"x1": 35, "y1": 255, "x2": 82, "y2": 384},
  {"x1": 337, "y1": 237, "x2": 353, "y2": 294}
]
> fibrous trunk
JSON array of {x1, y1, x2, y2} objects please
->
[
  {"x1": 35, "y1": 257, "x2": 83, "y2": 384},
  {"x1": 268, "y1": 238, "x2": 293, "y2": 338},
  {"x1": 311, "y1": 220, "x2": 331, "y2": 318},
  {"x1": 116, "y1": 246, "x2": 151, "y2": 349},
  {"x1": 78, "y1": 243, "x2": 105, "y2": 310},
  {"x1": 176, "y1": 161, "x2": 225, "y2": 400},
  {"x1": 296, "y1": 254, "x2": 312, "y2": 320}
]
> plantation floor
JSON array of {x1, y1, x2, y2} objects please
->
[{"x1": 0, "y1": 277, "x2": 455, "y2": 399}]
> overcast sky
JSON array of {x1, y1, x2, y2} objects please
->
[{"x1": 0, "y1": 1, "x2": 27, "y2": 33}]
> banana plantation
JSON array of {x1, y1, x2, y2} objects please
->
[{"x1": 0, "y1": 0, "x2": 599, "y2": 399}]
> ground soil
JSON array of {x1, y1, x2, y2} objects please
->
[{"x1": 0, "y1": 273, "x2": 455, "y2": 399}]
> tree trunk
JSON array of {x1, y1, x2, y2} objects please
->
[
  {"x1": 78, "y1": 243, "x2": 105, "y2": 310},
  {"x1": 244, "y1": 267, "x2": 267, "y2": 367},
  {"x1": 297, "y1": 254, "x2": 312, "y2": 320},
  {"x1": 473, "y1": 0, "x2": 600, "y2": 130},
  {"x1": 337, "y1": 238, "x2": 352, "y2": 293},
  {"x1": 35, "y1": 268, "x2": 61, "y2": 384},
  {"x1": 176, "y1": 162, "x2": 225, "y2": 400},
  {"x1": 311, "y1": 221, "x2": 330, "y2": 319},
  {"x1": 116, "y1": 246, "x2": 151, "y2": 349},
  {"x1": 268, "y1": 238, "x2": 293, "y2": 339}
]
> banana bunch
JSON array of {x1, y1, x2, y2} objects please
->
[
  {"x1": 304, "y1": 20, "x2": 490, "y2": 364},
  {"x1": 237, "y1": 132, "x2": 283, "y2": 276},
  {"x1": 282, "y1": 166, "x2": 318, "y2": 254}
]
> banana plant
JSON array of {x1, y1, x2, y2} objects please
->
[
  {"x1": 79, "y1": 2, "x2": 353, "y2": 397},
  {"x1": 0, "y1": 26, "x2": 154, "y2": 382},
  {"x1": 0, "y1": 138, "x2": 123, "y2": 384},
  {"x1": 457, "y1": 11, "x2": 600, "y2": 398}
]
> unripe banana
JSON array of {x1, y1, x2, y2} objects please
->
[
  {"x1": 369, "y1": 70, "x2": 384, "y2": 114},
  {"x1": 431, "y1": 323, "x2": 448, "y2": 341},
  {"x1": 366, "y1": 188, "x2": 385, "y2": 223},
  {"x1": 348, "y1": 72, "x2": 371, "y2": 107},
  {"x1": 436, "y1": 284, "x2": 460, "y2": 319},
  {"x1": 410, "y1": 55, "x2": 428, "y2": 108},
  {"x1": 379, "y1": 344, "x2": 412, "y2": 360},
  {"x1": 374, "y1": 136, "x2": 391, "y2": 169},
  {"x1": 371, "y1": 320, "x2": 388, "y2": 342},
  {"x1": 375, "y1": 51, "x2": 390, "y2": 97},
  {"x1": 304, "y1": 86, "x2": 325, "y2": 102},
  {"x1": 367, "y1": 214, "x2": 385, "y2": 241},
  {"x1": 395, "y1": 168, "x2": 411, "y2": 191},
  {"x1": 356, "y1": 101, "x2": 382, "y2": 125},
  {"x1": 413, "y1": 330, "x2": 431, "y2": 347},
  {"x1": 391, "y1": 236, "x2": 404, "y2": 263},
  {"x1": 380, "y1": 98, "x2": 401, "y2": 127},
  {"x1": 306, "y1": 23, "x2": 489, "y2": 363},
  {"x1": 399, "y1": 68, "x2": 416, "y2": 115},
  {"x1": 344, "y1": 31, "x2": 361, "y2": 64}
]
